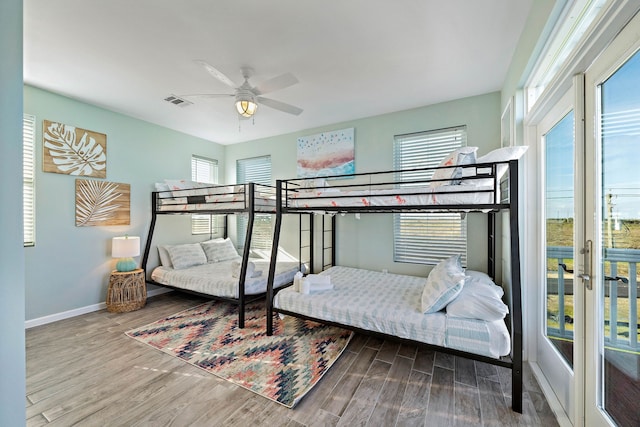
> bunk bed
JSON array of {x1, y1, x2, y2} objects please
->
[
  {"x1": 265, "y1": 153, "x2": 524, "y2": 412},
  {"x1": 141, "y1": 181, "x2": 303, "y2": 328}
]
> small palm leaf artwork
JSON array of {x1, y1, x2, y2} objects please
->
[
  {"x1": 75, "y1": 179, "x2": 130, "y2": 226},
  {"x1": 43, "y1": 120, "x2": 107, "y2": 178}
]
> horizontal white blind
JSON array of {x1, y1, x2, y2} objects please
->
[
  {"x1": 23, "y1": 114, "x2": 36, "y2": 247},
  {"x1": 191, "y1": 155, "x2": 219, "y2": 235},
  {"x1": 237, "y1": 156, "x2": 272, "y2": 249},
  {"x1": 393, "y1": 127, "x2": 467, "y2": 265},
  {"x1": 192, "y1": 155, "x2": 218, "y2": 182}
]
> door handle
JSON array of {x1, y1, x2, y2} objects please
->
[{"x1": 580, "y1": 240, "x2": 593, "y2": 290}]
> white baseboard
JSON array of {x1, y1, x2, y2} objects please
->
[
  {"x1": 528, "y1": 361, "x2": 573, "y2": 427},
  {"x1": 25, "y1": 288, "x2": 173, "y2": 329}
]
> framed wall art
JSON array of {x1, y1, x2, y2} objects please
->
[
  {"x1": 296, "y1": 127, "x2": 355, "y2": 178},
  {"x1": 75, "y1": 179, "x2": 130, "y2": 226},
  {"x1": 43, "y1": 120, "x2": 107, "y2": 178}
]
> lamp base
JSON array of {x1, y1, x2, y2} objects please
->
[{"x1": 116, "y1": 258, "x2": 137, "y2": 272}]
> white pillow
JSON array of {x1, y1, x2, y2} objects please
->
[
  {"x1": 165, "y1": 243, "x2": 207, "y2": 270},
  {"x1": 464, "y1": 271, "x2": 504, "y2": 299},
  {"x1": 446, "y1": 288, "x2": 509, "y2": 321},
  {"x1": 475, "y1": 146, "x2": 528, "y2": 182},
  {"x1": 421, "y1": 255, "x2": 466, "y2": 313},
  {"x1": 465, "y1": 269, "x2": 492, "y2": 282},
  {"x1": 201, "y1": 237, "x2": 225, "y2": 245},
  {"x1": 430, "y1": 147, "x2": 478, "y2": 188},
  {"x1": 158, "y1": 245, "x2": 173, "y2": 268},
  {"x1": 164, "y1": 179, "x2": 214, "y2": 197},
  {"x1": 201, "y1": 238, "x2": 240, "y2": 263},
  {"x1": 154, "y1": 182, "x2": 171, "y2": 192}
]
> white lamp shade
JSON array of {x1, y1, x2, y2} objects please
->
[{"x1": 112, "y1": 236, "x2": 140, "y2": 258}]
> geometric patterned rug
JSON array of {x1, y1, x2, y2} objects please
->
[{"x1": 125, "y1": 301, "x2": 353, "y2": 408}]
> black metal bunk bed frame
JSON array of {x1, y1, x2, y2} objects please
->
[
  {"x1": 141, "y1": 182, "x2": 284, "y2": 328},
  {"x1": 265, "y1": 159, "x2": 523, "y2": 413}
]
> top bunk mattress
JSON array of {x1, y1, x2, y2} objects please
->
[
  {"x1": 273, "y1": 266, "x2": 510, "y2": 358},
  {"x1": 154, "y1": 181, "x2": 276, "y2": 213},
  {"x1": 284, "y1": 184, "x2": 498, "y2": 210}
]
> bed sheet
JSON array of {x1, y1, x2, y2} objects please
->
[
  {"x1": 151, "y1": 258, "x2": 299, "y2": 298},
  {"x1": 157, "y1": 193, "x2": 276, "y2": 212},
  {"x1": 285, "y1": 184, "x2": 498, "y2": 209},
  {"x1": 273, "y1": 266, "x2": 510, "y2": 358}
]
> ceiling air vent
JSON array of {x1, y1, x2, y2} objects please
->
[{"x1": 163, "y1": 94, "x2": 193, "y2": 107}]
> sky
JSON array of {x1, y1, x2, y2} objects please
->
[{"x1": 546, "y1": 48, "x2": 640, "y2": 220}]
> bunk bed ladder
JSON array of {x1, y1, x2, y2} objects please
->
[
  {"x1": 509, "y1": 159, "x2": 523, "y2": 413},
  {"x1": 299, "y1": 213, "x2": 314, "y2": 274},
  {"x1": 141, "y1": 192, "x2": 158, "y2": 274},
  {"x1": 266, "y1": 181, "x2": 284, "y2": 336},
  {"x1": 237, "y1": 183, "x2": 256, "y2": 329},
  {"x1": 321, "y1": 215, "x2": 336, "y2": 271},
  {"x1": 488, "y1": 212, "x2": 496, "y2": 280}
]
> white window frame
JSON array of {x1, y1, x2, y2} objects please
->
[
  {"x1": 191, "y1": 155, "x2": 219, "y2": 235},
  {"x1": 393, "y1": 126, "x2": 468, "y2": 265},
  {"x1": 525, "y1": 0, "x2": 608, "y2": 112},
  {"x1": 236, "y1": 155, "x2": 272, "y2": 250},
  {"x1": 24, "y1": 114, "x2": 36, "y2": 247}
]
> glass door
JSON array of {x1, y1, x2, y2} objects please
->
[
  {"x1": 584, "y1": 10, "x2": 640, "y2": 427},
  {"x1": 537, "y1": 89, "x2": 577, "y2": 424}
]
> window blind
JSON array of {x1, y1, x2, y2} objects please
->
[
  {"x1": 393, "y1": 126, "x2": 467, "y2": 265},
  {"x1": 23, "y1": 114, "x2": 36, "y2": 247},
  {"x1": 237, "y1": 156, "x2": 272, "y2": 249},
  {"x1": 191, "y1": 155, "x2": 218, "y2": 235}
]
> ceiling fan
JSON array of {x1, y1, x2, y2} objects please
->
[{"x1": 187, "y1": 60, "x2": 303, "y2": 118}]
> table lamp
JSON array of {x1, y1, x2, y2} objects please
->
[{"x1": 112, "y1": 236, "x2": 140, "y2": 272}]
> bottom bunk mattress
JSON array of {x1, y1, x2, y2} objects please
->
[
  {"x1": 273, "y1": 266, "x2": 510, "y2": 359},
  {"x1": 151, "y1": 258, "x2": 300, "y2": 298}
]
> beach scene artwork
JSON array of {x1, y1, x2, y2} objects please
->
[{"x1": 297, "y1": 128, "x2": 354, "y2": 178}]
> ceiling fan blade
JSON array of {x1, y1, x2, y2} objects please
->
[
  {"x1": 194, "y1": 60, "x2": 237, "y2": 88},
  {"x1": 256, "y1": 96, "x2": 303, "y2": 115},
  {"x1": 253, "y1": 73, "x2": 298, "y2": 95},
  {"x1": 182, "y1": 93, "x2": 235, "y2": 99}
]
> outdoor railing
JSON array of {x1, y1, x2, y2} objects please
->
[{"x1": 547, "y1": 246, "x2": 639, "y2": 352}]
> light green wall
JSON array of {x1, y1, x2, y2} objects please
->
[
  {"x1": 24, "y1": 86, "x2": 225, "y2": 321},
  {"x1": 501, "y1": 0, "x2": 560, "y2": 110},
  {"x1": 1, "y1": 0, "x2": 26, "y2": 423},
  {"x1": 226, "y1": 92, "x2": 502, "y2": 276}
]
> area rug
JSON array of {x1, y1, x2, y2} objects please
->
[{"x1": 125, "y1": 301, "x2": 352, "y2": 408}]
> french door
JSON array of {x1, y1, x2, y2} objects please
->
[
  {"x1": 538, "y1": 87, "x2": 579, "y2": 426},
  {"x1": 583, "y1": 10, "x2": 640, "y2": 427},
  {"x1": 535, "y1": 11, "x2": 640, "y2": 426}
]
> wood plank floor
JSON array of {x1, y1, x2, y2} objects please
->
[{"x1": 26, "y1": 293, "x2": 560, "y2": 426}]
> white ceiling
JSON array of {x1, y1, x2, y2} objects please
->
[{"x1": 24, "y1": 0, "x2": 533, "y2": 145}]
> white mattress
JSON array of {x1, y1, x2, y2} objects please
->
[
  {"x1": 273, "y1": 266, "x2": 510, "y2": 358},
  {"x1": 157, "y1": 193, "x2": 276, "y2": 213},
  {"x1": 284, "y1": 184, "x2": 498, "y2": 209},
  {"x1": 151, "y1": 258, "x2": 299, "y2": 298}
]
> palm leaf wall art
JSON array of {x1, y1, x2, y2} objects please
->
[
  {"x1": 75, "y1": 179, "x2": 130, "y2": 226},
  {"x1": 43, "y1": 120, "x2": 107, "y2": 178}
]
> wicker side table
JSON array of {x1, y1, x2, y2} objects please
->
[{"x1": 106, "y1": 269, "x2": 146, "y2": 313}]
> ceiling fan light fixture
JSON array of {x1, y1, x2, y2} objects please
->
[{"x1": 235, "y1": 97, "x2": 258, "y2": 118}]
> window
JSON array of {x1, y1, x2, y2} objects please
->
[
  {"x1": 237, "y1": 155, "x2": 272, "y2": 249},
  {"x1": 23, "y1": 114, "x2": 36, "y2": 247},
  {"x1": 191, "y1": 155, "x2": 218, "y2": 235},
  {"x1": 393, "y1": 126, "x2": 467, "y2": 265},
  {"x1": 525, "y1": 0, "x2": 607, "y2": 111}
]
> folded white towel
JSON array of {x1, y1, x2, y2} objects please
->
[
  {"x1": 231, "y1": 260, "x2": 261, "y2": 278},
  {"x1": 300, "y1": 276, "x2": 334, "y2": 294},
  {"x1": 293, "y1": 271, "x2": 304, "y2": 292},
  {"x1": 304, "y1": 274, "x2": 331, "y2": 286}
]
